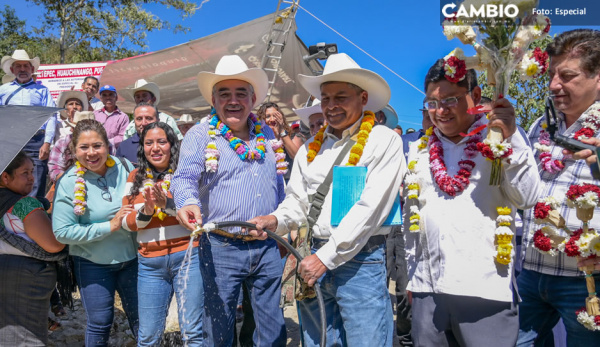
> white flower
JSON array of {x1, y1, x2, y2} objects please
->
[
  {"x1": 410, "y1": 205, "x2": 420, "y2": 214},
  {"x1": 577, "y1": 310, "x2": 600, "y2": 331},
  {"x1": 575, "y1": 192, "x2": 599, "y2": 209},
  {"x1": 589, "y1": 236, "x2": 600, "y2": 256},
  {"x1": 404, "y1": 173, "x2": 418, "y2": 185},
  {"x1": 497, "y1": 215, "x2": 513, "y2": 224},
  {"x1": 541, "y1": 225, "x2": 561, "y2": 237},
  {"x1": 576, "y1": 231, "x2": 600, "y2": 257},
  {"x1": 495, "y1": 226, "x2": 514, "y2": 236},
  {"x1": 541, "y1": 196, "x2": 562, "y2": 210},
  {"x1": 534, "y1": 143, "x2": 551, "y2": 152},
  {"x1": 517, "y1": 53, "x2": 542, "y2": 80}
]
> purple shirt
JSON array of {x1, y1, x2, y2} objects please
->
[{"x1": 94, "y1": 107, "x2": 129, "y2": 151}]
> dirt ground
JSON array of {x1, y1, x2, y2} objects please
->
[{"x1": 48, "y1": 282, "x2": 402, "y2": 346}]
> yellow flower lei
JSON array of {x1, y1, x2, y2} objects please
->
[
  {"x1": 73, "y1": 156, "x2": 116, "y2": 216},
  {"x1": 495, "y1": 206, "x2": 514, "y2": 265},
  {"x1": 306, "y1": 111, "x2": 376, "y2": 164},
  {"x1": 143, "y1": 168, "x2": 174, "y2": 221}
]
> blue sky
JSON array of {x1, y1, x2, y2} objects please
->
[{"x1": 5, "y1": 0, "x2": 600, "y2": 131}]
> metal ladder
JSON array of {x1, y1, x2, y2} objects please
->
[{"x1": 261, "y1": 0, "x2": 300, "y2": 102}]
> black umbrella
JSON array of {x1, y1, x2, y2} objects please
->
[{"x1": 0, "y1": 105, "x2": 61, "y2": 172}]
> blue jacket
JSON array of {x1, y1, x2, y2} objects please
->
[{"x1": 52, "y1": 156, "x2": 137, "y2": 264}]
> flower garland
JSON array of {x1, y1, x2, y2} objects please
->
[
  {"x1": 143, "y1": 168, "x2": 173, "y2": 221},
  {"x1": 534, "y1": 106, "x2": 600, "y2": 174},
  {"x1": 307, "y1": 126, "x2": 326, "y2": 163},
  {"x1": 428, "y1": 124, "x2": 482, "y2": 197},
  {"x1": 495, "y1": 207, "x2": 514, "y2": 265},
  {"x1": 73, "y1": 156, "x2": 116, "y2": 215},
  {"x1": 270, "y1": 140, "x2": 288, "y2": 175},
  {"x1": 576, "y1": 308, "x2": 600, "y2": 331},
  {"x1": 306, "y1": 111, "x2": 376, "y2": 165},
  {"x1": 204, "y1": 109, "x2": 266, "y2": 173}
]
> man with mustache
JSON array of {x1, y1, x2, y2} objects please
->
[
  {"x1": 0, "y1": 49, "x2": 56, "y2": 199},
  {"x1": 518, "y1": 29, "x2": 600, "y2": 345}
]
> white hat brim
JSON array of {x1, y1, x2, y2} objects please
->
[
  {"x1": 128, "y1": 82, "x2": 161, "y2": 106},
  {"x1": 2, "y1": 56, "x2": 40, "y2": 76},
  {"x1": 294, "y1": 104, "x2": 323, "y2": 127},
  {"x1": 197, "y1": 68, "x2": 268, "y2": 109},
  {"x1": 56, "y1": 91, "x2": 89, "y2": 112},
  {"x1": 298, "y1": 69, "x2": 390, "y2": 112},
  {"x1": 380, "y1": 104, "x2": 398, "y2": 130}
]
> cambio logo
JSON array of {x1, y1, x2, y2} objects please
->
[{"x1": 442, "y1": 2, "x2": 519, "y2": 18}]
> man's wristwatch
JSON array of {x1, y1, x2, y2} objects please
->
[{"x1": 280, "y1": 130, "x2": 288, "y2": 137}]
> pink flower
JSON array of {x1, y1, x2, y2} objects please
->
[
  {"x1": 236, "y1": 146, "x2": 246, "y2": 155},
  {"x1": 74, "y1": 205, "x2": 85, "y2": 215}
]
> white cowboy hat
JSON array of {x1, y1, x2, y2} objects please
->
[
  {"x1": 1, "y1": 50, "x2": 40, "y2": 75},
  {"x1": 65, "y1": 111, "x2": 95, "y2": 128},
  {"x1": 56, "y1": 90, "x2": 89, "y2": 110},
  {"x1": 297, "y1": 53, "x2": 390, "y2": 112},
  {"x1": 177, "y1": 113, "x2": 195, "y2": 125},
  {"x1": 294, "y1": 99, "x2": 322, "y2": 127},
  {"x1": 1, "y1": 74, "x2": 14, "y2": 84},
  {"x1": 378, "y1": 104, "x2": 399, "y2": 130},
  {"x1": 128, "y1": 79, "x2": 161, "y2": 106},
  {"x1": 197, "y1": 55, "x2": 268, "y2": 109}
]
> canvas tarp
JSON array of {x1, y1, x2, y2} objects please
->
[{"x1": 100, "y1": 11, "x2": 322, "y2": 121}]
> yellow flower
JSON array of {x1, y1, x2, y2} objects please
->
[
  {"x1": 407, "y1": 183, "x2": 419, "y2": 190},
  {"x1": 350, "y1": 145, "x2": 363, "y2": 157},
  {"x1": 526, "y1": 63, "x2": 539, "y2": 77},
  {"x1": 360, "y1": 122, "x2": 373, "y2": 132},
  {"x1": 105, "y1": 157, "x2": 115, "y2": 167},
  {"x1": 541, "y1": 122, "x2": 548, "y2": 129},
  {"x1": 409, "y1": 224, "x2": 420, "y2": 232},
  {"x1": 497, "y1": 207, "x2": 511, "y2": 215},
  {"x1": 347, "y1": 153, "x2": 360, "y2": 165},
  {"x1": 408, "y1": 161, "x2": 417, "y2": 171},
  {"x1": 498, "y1": 221, "x2": 512, "y2": 227},
  {"x1": 408, "y1": 194, "x2": 418, "y2": 199},
  {"x1": 496, "y1": 234, "x2": 513, "y2": 244},
  {"x1": 425, "y1": 127, "x2": 434, "y2": 136}
]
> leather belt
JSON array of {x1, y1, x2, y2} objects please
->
[
  {"x1": 312, "y1": 234, "x2": 386, "y2": 253},
  {"x1": 209, "y1": 229, "x2": 257, "y2": 242}
]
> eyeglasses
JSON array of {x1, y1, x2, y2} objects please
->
[
  {"x1": 424, "y1": 92, "x2": 470, "y2": 111},
  {"x1": 97, "y1": 177, "x2": 112, "y2": 202}
]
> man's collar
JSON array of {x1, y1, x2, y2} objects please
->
[
  {"x1": 12, "y1": 78, "x2": 33, "y2": 86},
  {"x1": 324, "y1": 113, "x2": 365, "y2": 141},
  {"x1": 103, "y1": 106, "x2": 120, "y2": 114}
]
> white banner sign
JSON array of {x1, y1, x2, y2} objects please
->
[{"x1": 36, "y1": 62, "x2": 107, "y2": 101}]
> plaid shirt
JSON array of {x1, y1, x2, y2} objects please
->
[{"x1": 522, "y1": 101, "x2": 600, "y2": 276}]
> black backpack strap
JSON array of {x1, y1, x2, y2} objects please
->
[
  {"x1": 117, "y1": 156, "x2": 132, "y2": 173},
  {"x1": 306, "y1": 139, "x2": 356, "y2": 236}
]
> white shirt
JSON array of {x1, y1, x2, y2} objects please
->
[
  {"x1": 404, "y1": 121, "x2": 541, "y2": 302},
  {"x1": 272, "y1": 118, "x2": 406, "y2": 270},
  {"x1": 90, "y1": 97, "x2": 104, "y2": 110}
]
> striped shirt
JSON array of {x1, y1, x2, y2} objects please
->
[
  {"x1": 171, "y1": 115, "x2": 285, "y2": 233},
  {"x1": 522, "y1": 101, "x2": 600, "y2": 277}
]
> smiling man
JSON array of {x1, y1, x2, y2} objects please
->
[
  {"x1": 518, "y1": 29, "x2": 600, "y2": 345},
  {"x1": 170, "y1": 55, "x2": 286, "y2": 346},
  {"x1": 250, "y1": 53, "x2": 405, "y2": 347},
  {"x1": 116, "y1": 103, "x2": 158, "y2": 167},
  {"x1": 402, "y1": 59, "x2": 540, "y2": 346},
  {"x1": 81, "y1": 76, "x2": 103, "y2": 111}
]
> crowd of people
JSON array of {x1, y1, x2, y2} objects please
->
[{"x1": 0, "y1": 28, "x2": 600, "y2": 347}]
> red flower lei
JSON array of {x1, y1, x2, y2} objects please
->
[
  {"x1": 443, "y1": 56, "x2": 467, "y2": 83},
  {"x1": 566, "y1": 183, "x2": 600, "y2": 202},
  {"x1": 428, "y1": 128, "x2": 482, "y2": 196}
]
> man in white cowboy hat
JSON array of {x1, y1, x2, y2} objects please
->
[
  {"x1": 170, "y1": 54, "x2": 286, "y2": 346},
  {"x1": 54, "y1": 90, "x2": 89, "y2": 141},
  {"x1": 0, "y1": 49, "x2": 57, "y2": 199},
  {"x1": 294, "y1": 99, "x2": 325, "y2": 136},
  {"x1": 122, "y1": 79, "x2": 183, "y2": 140},
  {"x1": 375, "y1": 104, "x2": 399, "y2": 130},
  {"x1": 176, "y1": 113, "x2": 195, "y2": 136},
  {"x1": 250, "y1": 53, "x2": 405, "y2": 346}
]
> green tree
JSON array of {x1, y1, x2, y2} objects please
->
[
  {"x1": 28, "y1": 0, "x2": 200, "y2": 63},
  {"x1": 478, "y1": 35, "x2": 554, "y2": 131}
]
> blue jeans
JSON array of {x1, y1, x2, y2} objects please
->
[
  {"x1": 200, "y1": 233, "x2": 285, "y2": 347},
  {"x1": 517, "y1": 268, "x2": 600, "y2": 346},
  {"x1": 299, "y1": 243, "x2": 394, "y2": 347},
  {"x1": 137, "y1": 246, "x2": 204, "y2": 346},
  {"x1": 73, "y1": 256, "x2": 139, "y2": 347}
]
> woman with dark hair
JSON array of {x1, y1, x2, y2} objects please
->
[
  {"x1": 257, "y1": 102, "x2": 305, "y2": 182},
  {"x1": 122, "y1": 122, "x2": 203, "y2": 346},
  {"x1": 0, "y1": 151, "x2": 66, "y2": 346},
  {"x1": 52, "y1": 119, "x2": 138, "y2": 346}
]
